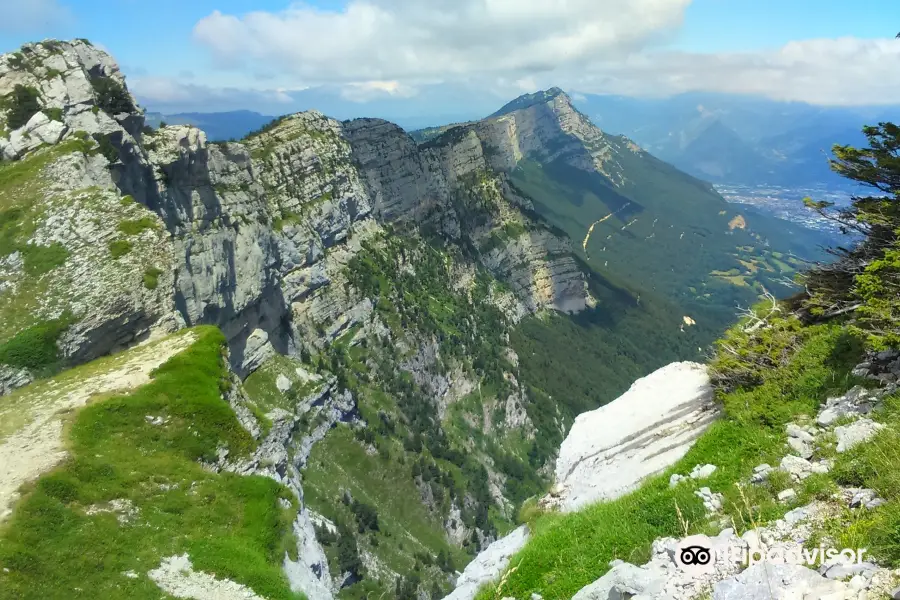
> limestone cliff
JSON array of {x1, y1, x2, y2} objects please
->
[
  {"x1": 0, "y1": 41, "x2": 588, "y2": 386},
  {"x1": 0, "y1": 39, "x2": 593, "y2": 600}
]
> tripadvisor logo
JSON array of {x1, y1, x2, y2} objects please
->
[
  {"x1": 673, "y1": 534, "x2": 869, "y2": 577},
  {"x1": 674, "y1": 534, "x2": 719, "y2": 577}
]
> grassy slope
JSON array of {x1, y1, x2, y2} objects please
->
[
  {"x1": 303, "y1": 425, "x2": 469, "y2": 598},
  {"x1": 478, "y1": 317, "x2": 867, "y2": 600},
  {"x1": 508, "y1": 157, "x2": 826, "y2": 311},
  {"x1": 0, "y1": 326, "x2": 303, "y2": 600}
]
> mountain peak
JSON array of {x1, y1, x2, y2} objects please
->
[
  {"x1": 0, "y1": 39, "x2": 144, "y2": 160},
  {"x1": 488, "y1": 87, "x2": 570, "y2": 119}
]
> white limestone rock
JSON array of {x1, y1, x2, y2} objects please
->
[
  {"x1": 443, "y1": 526, "x2": 529, "y2": 600},
  {"x1": 713, "y1": 562, "x2": 851, "y2": 600},
  {"x1": 835, "y1": 418, "x2": 885, "y2": 453},
  {"x1": 0, "y1": 365, "x2": 32, "y2": 396},
  {"x1": 276, "y1": 374, "x2": 293, "y2": 393},
  {"x1": 777, "y1": 488, "x2": 797, "y2": 502},
  {"x1": 548, "y1": 362, "x2": 718, "y2": 512},
  {"x1": 571, "y1": 562, "x2": 667, "y2": 600},
  {"x1": 750, "y1": 463, "x2": 773, "y2": 484},
  {"x1": 690, "y1": 464, "x2": 718, "y2": 480},
  {"x1": 817, "y1": 386, "x2": 881, "y2": 426},
  {"x1": 780, "y1": 455, "x2": 831, "y2": 481}
]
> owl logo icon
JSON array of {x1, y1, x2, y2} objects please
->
[{"x1": 674, "y1": 534, "x2": 717, "y2": 576}]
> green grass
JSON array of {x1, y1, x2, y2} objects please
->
[
  {"x1": 117, "y1": 217, "x2": 157, "y2": 236},
  {"x1": 108, "y1": 239, "x2": 132, "y2": 259},
  {"x1": 142, "y1": 267, "x2": 163, "y2": 290},
  {"x1": 20, "y1": 242, "x2": 69, "y2": 275},
  {"x1": 42, "y1": 107, "x2": 63, "y2": 122},
  {"x1": 0, "y1": 326, "x2": 304, "y2": 600},
  {"x1": 0, "y1": 315, "x2": 72, "y2": 376},
  {"x1": 242, "y1": 353, "x2": 322, "y2": 415},
  {"x1": 829, "y1": 392, "x2": 900, "y2": 564},
  {"x1": 476, "y1": 320, "x2": 864, "y2": 600}
]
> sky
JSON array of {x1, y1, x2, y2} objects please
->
[{"x1": 1, "y1": 0, "x2": 899, "y2": 120}]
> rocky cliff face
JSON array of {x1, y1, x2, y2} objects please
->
[
  {"x1": 0, "y1": 41, "x2": 590, "y2": 383},
  {"x1": 0, "y1": 40, "x2": 599, "y2": 600}
]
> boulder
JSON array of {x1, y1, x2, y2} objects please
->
[
  {"x1": 690, "y1": 464, "x2": 718, "y2": 480},
  {"x1": 713, "y1": 562, "x2": 850, "y2": 600},
  {"x1": 695, "y1": 487, "x2": 725, "y2": 512},
  {"x1": 835, "y1": 418, "x2": 884, "y2": 452},
  {"x1": 817, "y1": 386, "x2": 881, "y2": 426},
  {"x1": 549, "y1": 362, "x2": 718, "y2": 512},
  {"x1": 777, "y1": 488, "x2": 797, "y2": 502},
  {"x1": 780, "y1": 455, "x2": 830, "y2": 481},
  {"x1": 0, "y1": 365, "x2": 32, "y2": 396},
  {"x1": 276, "y1": 374, "x2": 293, "y2": 393},
  {"x1": 750, "y1": 464, "x2": 772, "y2": 484},
  {"x1": 787, "y1": 436, "x2": 813, "y2": 460},
  {"x1": 443, "y1": 526, "x2": 529, "y2": 600},
  {"x1": 571, "y1": 563, "x2": 666, "y2": 600}
]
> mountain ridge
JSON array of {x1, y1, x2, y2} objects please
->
[{"x1": 0, "y1": 39, "x2": 831, "y2": 600}]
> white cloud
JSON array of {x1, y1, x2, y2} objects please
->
[
  {"x1": 193, "y1": 0, "x2": 689, "y2": 83},
  {"x1": 130, "y1": 77, "x2": 300, "y2": 112},
  {"x1": 0, "y1": 0, "x2": 73, "y2": 33},
  {"x1": 339, "y1": 80, "x2": 418, "y2": 103},
  {"x1": 189, "y1": 1, "x2": 900, "y2": 106},
  {"x1": 565, "y1": 37, "x2": 900, "y2": 106}
]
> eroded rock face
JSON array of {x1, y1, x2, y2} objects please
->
[
  {"x1": 443, "y1": 525, "x2": 530, "y2": 600},
  {"x1": 545, "y1": 362, "x2": 719, "y2": 512},
  {"x1": 1, "y1": 41, "x2": 592, "y2": 384}
]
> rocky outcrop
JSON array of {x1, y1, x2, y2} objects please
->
[
  {"x1": 545, "y1": 362, "x2": 719, "y2": 512},
  {"x1": 481, "y1": 229, "x2": 587, "y2": 314},
  {"x1": 443, "y1": 525, "x2": 529, "y2": 600}
]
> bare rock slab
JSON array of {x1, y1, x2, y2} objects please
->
[{"x1": 548, "y1": 362, "x2": 719, "y2": 512}]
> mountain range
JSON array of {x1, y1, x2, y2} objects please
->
[
  {"x1": 572, "y1": 91, "x2": 899, "y2": 188},
  {"x1": 147, "y1": 91, "x2": 899, "y2": 190},
  {"x1": 0, "y1": 40, "x2": 840, "y2": 600}
]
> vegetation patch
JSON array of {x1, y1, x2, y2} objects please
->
[
  {"x1": 42, "y1": 107, "x2": 63, "y2": 122},
  {"x1": 89, "y1": 75, "x2": 135, "y2": 116},
  {"x1": 3, "y1": 85, "x2": 41, "y2": 131},
  {"x1": 92, "y1": 133, "x2": 119, "y2": 163},
  {"x1": 142, "y1": 266, "x2": 163, "y2": 290},
  {"x1": 20, "y1": 242, "x2": 69, "y2": 276},
  {"x1": 0, "y1": 314, "x2": 72, "y2": 376},
  {"x1": 0, "y1": 327, "x2": 303, "y2": 600},
  {"x1": 108, "y1": 239, "x2": 133, "y2": 259},
  {"x1": 304, "y1": 425, "x2": 466, "y2": 599},
  {"x1": 117, "y1": 217, "x2": 157, "y2": 236}
]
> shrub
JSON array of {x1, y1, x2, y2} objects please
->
[
  {"x1": 117, "y1": 217, "x2": 157, "y2": 236},
  {"x1": 42, "y1": 107, "x2": 63, "y2": 122},
  {"x1": 108, "y1": 239, "x2": 132, "y2": 259},
  {"x1": 0, "y1": 316, "x2": 71, "y2": 374},
  {"x1": 142, "y1": 267, "x2": 163, "y2": 290},
  {"x1": 92, "y1": 133, "x2": 119, "y2": 163},
  {"x1": 5, "y1": 85, "x2": 41, "y2": 130},
  {"x1": 350, "y1": 499, "x2": 379, "y2": 533},
  {"x1": 89, "y1": 75, "x2": 134, "y2": 116}
]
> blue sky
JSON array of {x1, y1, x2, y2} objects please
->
[{"x1": 2, "y1": 0, "x2": 899, "y2": 116}]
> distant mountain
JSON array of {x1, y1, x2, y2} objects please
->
[
  {"x1": 571, "y1": 92, "x2": 899, "y2": 187},
  {"x1": 144, "y1": 110, "x2": 275, "y2": 142}
]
